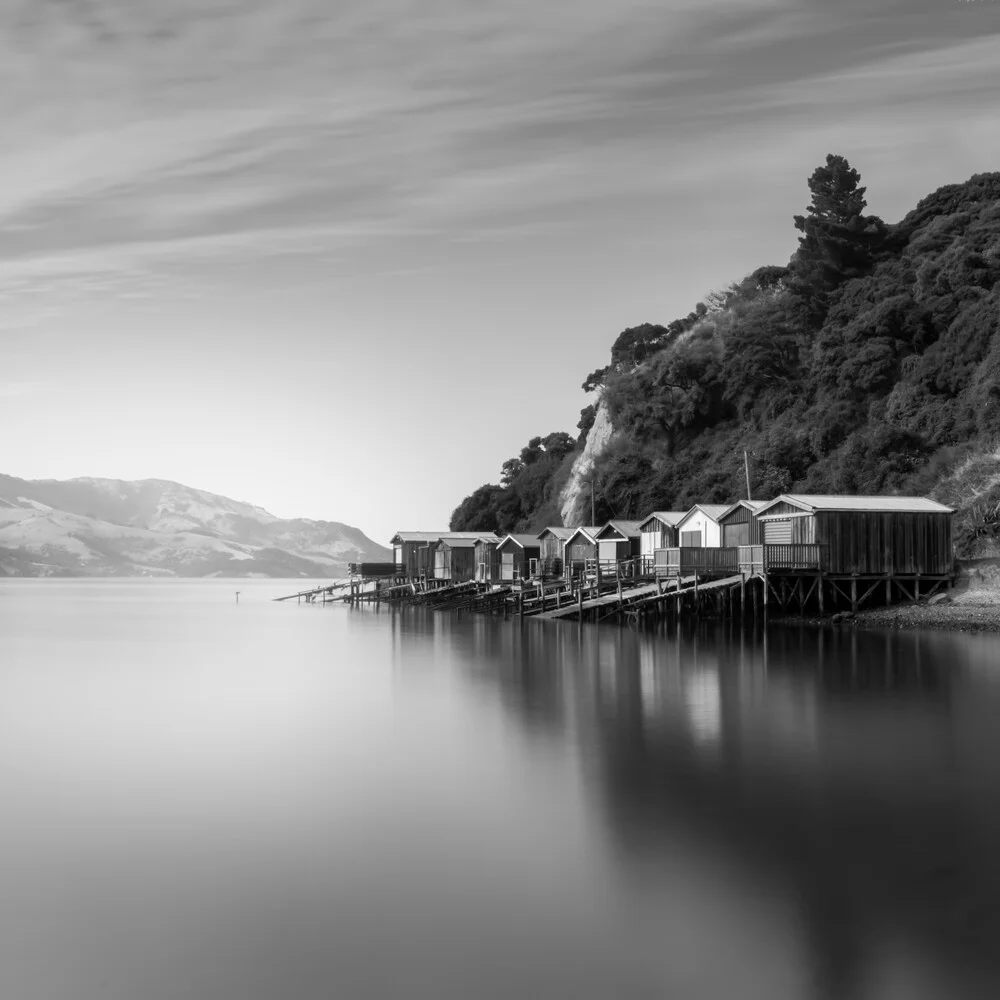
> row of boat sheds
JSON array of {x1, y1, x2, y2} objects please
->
[{"x1": 291, "y1": 494, "x2": 956, "y2": 622}]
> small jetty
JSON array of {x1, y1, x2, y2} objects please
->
[{"x1": 274, "y1": 495, "x2": 958, "y2": 626}]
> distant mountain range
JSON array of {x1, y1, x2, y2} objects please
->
[{"x1": 0, "y1": 474, "x2": 390, "y2": 578}]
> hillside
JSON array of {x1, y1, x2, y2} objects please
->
[
  {"x1": 450, "y1": 160, "x2": 1000, "y2": 557},
  {"x1": 0, "y1": 475, "x2": 389, "y2": 577}
]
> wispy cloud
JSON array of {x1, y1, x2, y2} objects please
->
[{"x1": 1, "y1": 0, "x2": 998, "y2": 297}]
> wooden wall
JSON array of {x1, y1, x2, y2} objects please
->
[
  {"x1": 720, "y1": 506, "x2": 762, "y2": 547},
  {"x1": 814, "y1": 511, "x2": 953, "y2": 576}
]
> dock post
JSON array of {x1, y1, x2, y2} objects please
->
[
  {"x1": 851, "y1": 578, "x2": 857, "y2": 613},
  {"x1": 578, "y1": 585, "x2": 584, "y2": 621},
  {"x1": 762, "y1": 575, "x2": 769, "y2": 623},
  {"x1": 519, "y1": 592, "x2": 524, "y2": 620}
]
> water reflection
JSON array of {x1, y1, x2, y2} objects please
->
[{"x1": 397, "y1": 611, "x2": 1000, "y2": 999}]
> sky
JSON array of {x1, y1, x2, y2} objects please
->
[{"x1": 2, "y1": 0, "x2": 999, "y2": 544}]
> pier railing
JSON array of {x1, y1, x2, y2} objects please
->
[
  {"x1": 654, "y1": 547, "x2": 739, "y2": 577},
  {"x1": 738, "y1": 544, "x2": 826, "y2": 573}
]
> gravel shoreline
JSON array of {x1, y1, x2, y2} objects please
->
[{"x1": 775, "y1": 588, "x2": 1000, "y2": 633}]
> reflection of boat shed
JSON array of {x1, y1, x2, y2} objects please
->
[
  {"x1": 753, "y1": 495, "x2": 954, "y2": 576},
  {"x1": 718, "y1": 500, "x2": 767, "y2": 547},
  {"x1": 675, "y1": 505, "x2": 730, "y2": 548},
  {"x1": 496, "y1": 534, "x2": 542, "y2": 581},
  {"x1": 536, "y1": 527, "x2": 575, "y2": 577}
]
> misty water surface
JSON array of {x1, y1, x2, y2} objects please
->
[{"x1": 1, "y1": 579, "x2": 999, "y2": 1000}]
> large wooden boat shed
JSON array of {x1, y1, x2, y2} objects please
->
[
  {"x1": 753, "y1": 495, "x2": 954, "y2": 575},
  {"x1": 434, "y1": 537, "x2": 479, "y2": 582}
]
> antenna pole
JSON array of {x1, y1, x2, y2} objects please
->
[
  {"x1": 744, "y1": 451, "x2": 752, "y2": 502},
  {"x1": 591, "y1": 477, "x2": 596, "y2": 526}
]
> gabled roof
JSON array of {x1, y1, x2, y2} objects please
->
[
  {"x1": 677, "y1": 504, "x2": 730, "y2": 527},
  {"x1": 563, "y1": 525, "x2": 601, "y2": 546},
  {"x1": 437, "y1": 537, "x2": 478, "y2": 549},
  {"x1": 755, "y1": 494, "x2": 954, "y2": 516},
  {"x1": 595, "y1": 520, "x2": 643, "y2": 540},
  {"x1": 638, "y1": 511, "x2": 687, "y2": 531},
  {"x1": 536, "y1": 526, "x2": 575, "y2": 541},
  {"x1": 719, "y1": 499, "x2": 768, "y2": 520},
  {"x1": 496, "y1": 533, "x2": 542, "y2": 551}
]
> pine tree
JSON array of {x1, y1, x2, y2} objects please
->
[{"x1": 788, "y1": 154, "x2": 886, "y2": 325}]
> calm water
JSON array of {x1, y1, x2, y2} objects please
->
[{"x1": 1, "y1": 580, "x2": 1000, "y2": 999}]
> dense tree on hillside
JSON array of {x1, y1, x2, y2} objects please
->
[
  {"x1": 787, "y1": 154, "x2": 887, "y2": 324},
  {"x1": 451, "y1": 166, "x2": 1000, "y2": 554}
]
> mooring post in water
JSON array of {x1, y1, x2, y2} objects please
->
[{"x1": 235, "y1": 591, "x2": 240, "y2": 604}]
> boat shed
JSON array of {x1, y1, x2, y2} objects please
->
[
  {"x1": 496, "y1": 534, "x2": 542, "y2": 581},
  {"x1": 675, "y1": 505, "x2": 730, "y2": 548},
  {"x1": 638, "y1": 511, "x2": 687, "y2": 563},
  {"x1": 536, "y1": 526, "x2": 574, "y2": 577},
  {"x1": 753, "y1": 495, "x2": 954, "y2": 576},
  {"x1": 595, "y1": 521, "x2": 643, "y2": 564},
  {"x1": 718, "y1": 500, "x2": 768, "y2": 547},
  {"x1": 563, "y1": 526, "x2": 601, "y2": 578},
  {"x1": 475, "y1": 535, "x2": 501, "y2": 582},
  {"x1": 434, "y1": 537, "x2": 480, "y2": 582}
]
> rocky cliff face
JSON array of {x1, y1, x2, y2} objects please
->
[
  {"x1": 0, "y1": 474, "x2": 389, "y2": 578},
  {"x1": 559, "y1": 401, "x2": 616, "y2": 525}
]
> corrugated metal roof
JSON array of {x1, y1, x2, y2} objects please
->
[
  {"x1": 756, "y1": 494, "x2": 954, "y2": 515},
  {"x1": 638, "y1": 511, "x2": 687, "y2": 530},
  {"x1": 596, "y1": 520, "x2": 644, "y2": 539},
  {"x1": 497, "y1": 533, "x2": 542, "y2": 549},
  {"x1": 536, "y1": 526, "x2": 575, "y2": 540}
]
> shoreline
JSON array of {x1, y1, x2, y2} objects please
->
[{"x1": 774, "y1": 585, "x2": 1000, "y2": 633}]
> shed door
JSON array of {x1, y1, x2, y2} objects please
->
[
  {"x1": 501, "y1": 552, "x2": 516, "y2": 580},
  {"x1": 764, "y1": 519, "x2": 792, "y2": 544},
  {"x1": 680, "y1": 530, "x2": 702, "y2": 547}
]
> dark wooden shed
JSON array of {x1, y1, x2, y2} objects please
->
[
  {"x1": 475, "y1": 536, "x2": 500, "y2": 582},
  {"x1": 719, "y1": 500, "x2": 767, "y2": 547},
  {"x1": 563, "y1": 526, "x2": 600, "y2": 579},
  {"x1": 496, "y1": 534, "x2": 542, "y2": 582},
  {"x1": 753, "y1": 495, "x2": 954, "y2": 576},
  {"x1": 433, "y1": 537, "x2": 481, "y2": 582},
  {"x1": 536, "y1": 527, "x2": 574, "y2": 577}
]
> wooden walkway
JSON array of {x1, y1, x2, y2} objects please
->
[{"x1": 534, "y1": 578, "x2": 692, "y2": 621}]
